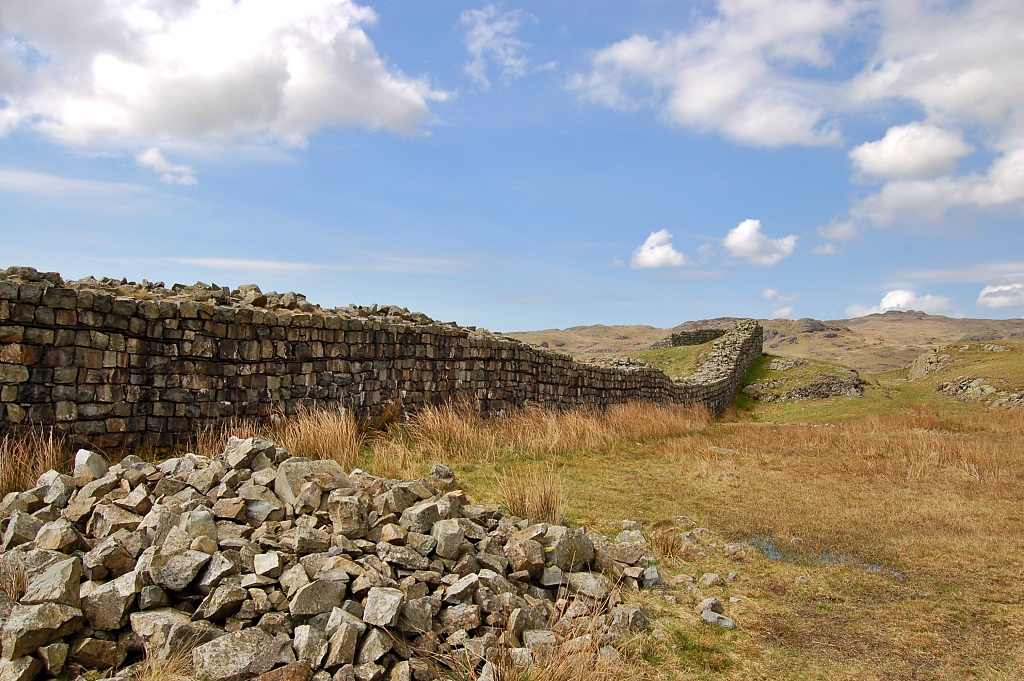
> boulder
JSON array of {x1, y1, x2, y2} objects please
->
[
  {"x1": 0, "y1": 656, "x2": 42, "y2": 681},
  {"x1": 1, "y1": 603, "x2": 84, "y2": 659},
  {"x1": 289, "y1": 581, "x2": 346, "y2": 618},
  {"x1": 73, "y1": 450, "x2": 108, "y2": 486},
  {"x1": 20, "y1": 557, "x2": 82, "y2": 608},
  {"x1": 430, "y1": 520, "x2": 464, "y2": 560},
  {"x1": 362, "y1": 588, "x2": 404, "y2": 627},
  {"x1": 148, "y1": 550, "x2": 211, "y2": 590},
  {"x1": 82, "y1": 570, "x2": 143, "y2": 630},
  {"x1": 192, "y1": 627, "x2": 284, "y2": 681}
]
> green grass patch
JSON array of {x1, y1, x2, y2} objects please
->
[{"x1": 632, "y1": 342, "x2": 714, "y2": 378}]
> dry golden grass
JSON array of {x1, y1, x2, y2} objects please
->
[
  {"x1": 192, "y1": 407, "x2": 363, "y2": 470},
  {"x1": 0, "y1": 429, "x2": 70, "y2": 497},
  {"x1": 495, "y1": 466, "x2": 567, "y2": 524},
  {"x1": 409, "y1": 401, "x2": 711, "y2": 463},
  {"x1": 0, "y1": 553, "x2": 26, "y2": 601},
  {"x1": 127, "y1": 645, "x2": 195, "y2": 681}
]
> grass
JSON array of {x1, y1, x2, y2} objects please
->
[
  {"x1": 0, "y1": 429, "x2": 70, "y2": 497},
  {"x1": 495, "y1": 465, "x2": 567, "y2": 524},
  {"x1": 0, "y1": 553, "x2": 25, "y2": 601},
  {"x1": 631, "y1": 343, "x2": 714, "y2": 378}
]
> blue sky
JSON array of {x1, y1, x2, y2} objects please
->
[{"x1": 2, "y1": 0, "x2": 1023, "y2": 331}]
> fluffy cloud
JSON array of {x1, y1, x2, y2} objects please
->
[
  {"x1": 812, "y1": 243, "x2": 839, "y2": 255},
  {"x1": 459, "y1": 5, "x2": 535, "y2": 90},
  {"x1": 723, "y1": 219, "x2": 797, "y2": 265},
  {"x1": 137, "y1": 148, "x2": 196, "y2": 185},
  {"x1": 569, "y1": 0, "x2": 849, "y2": 147},
  {"x1": 849, "y1": 123, "x2": 974, "y2": 180},
  {"x1": 769, "y1": 306, "x2": 794, "y2": 319},
  {"x1": 845, "y1": 290, "x2": 964, "y2": 318},
  {"x1": 630, "y1": 230, "x2": 687, "y2": 268},
  {"x1": 977, "y1": 274, "x2": 1024, "y2": 309},
  {"x1": 849, "y1": 0, "x2": 1024, "y2": 223},
  {"x1": 0, "y1": 0, "x2": 443, "y2": 151}
]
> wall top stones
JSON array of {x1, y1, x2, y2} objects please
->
[{"x1": 0, "y1": 267, "x2": 762, "y2": 447}]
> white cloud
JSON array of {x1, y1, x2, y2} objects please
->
[
  {"x1": 812, "y1": 242, "x2": 839, "y2": 255},
  {"x1": 817, "y1": 218, "x2": 857, "y2": 241},
  {"x1": 977, "y1": 274, "x2": 1024, "y2": 309},
  {"x1": 848, "y1": 1, "x2": 1024, "y2": 223},
  {"x1": 568, "y1": 0, "x2": 850, "y2": 147},
  {"x1": 770, "y1": 306, "x2": 794, "y2": 319},
  {"x1": 849, "y1": 123, "x2": 974, "y2": 181},
  {"x1": 459, "y1": 5, "x2": 535, "y2": 90},
  {"x1": 0, "y1": 0, "x2": 443, "y2": 155},
  {"x1": 723, "y1": 219, "x2": 797, "y2": 265},
  {"x1": 845, "y1": 290, "x2": 964, "y2": 318},
  {"x1": 630, "y1": 230, "x2": 687, "y2": 269},
  {"x1": 763, "y1": 288, "x2": 799, "y2": 302},
  {"x1": 137, "y1": 148, "x2": 196, "y2": 185}
]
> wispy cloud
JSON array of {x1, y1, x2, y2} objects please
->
[
  {"x1": 459, "y1": 5, "x2": 535, "y2": 90},
  {"x1": 0, "y1": 168, "x2": 146, "y2": 197},
  {"x1": 898, "y1": 262, "x2": 1024, "y2": 284}
]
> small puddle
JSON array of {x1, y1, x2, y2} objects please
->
[{"x1": 749, "y1": 535, "x2": 906, "y2": 581}]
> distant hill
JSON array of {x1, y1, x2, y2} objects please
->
[{"x1": 506, "y1": 311, "x2": 1024, "y2": 373}]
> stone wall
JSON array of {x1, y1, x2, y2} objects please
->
[
  {"x1": 649, "y1": 329, "x2": 727, "y2": 348},
  {"x1": 0, "y1": 270, "x2": 762, "y2": 447}
]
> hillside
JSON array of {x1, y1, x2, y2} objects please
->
[{"x1": 508, "y1": 312, "x2": 1024, "y2": 372}]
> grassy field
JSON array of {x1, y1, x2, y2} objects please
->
[{"x1": 3, "y1": 345, "x2": 1023, "y2": 679}]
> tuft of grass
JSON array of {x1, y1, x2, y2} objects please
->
[
  {"x1": 496, "y1": 466, "x2": 567, "y2": 524},
  {"x1": 127, "y1": 645, "x2": 195, "y2": 681},
  {"x1": 271, "y1": 406, "x2": 363, "y2": 471},
  {"x1": 0, "y1": 554, "x2": 26, "y2": 602},
  {"x1": 0, "y1": 429, "x2": 70, "y2": 497},
  {"x1": 192, "y1": 407, "x2": 363, "y2": 470}
]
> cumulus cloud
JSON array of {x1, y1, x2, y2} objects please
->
[
  {"x1": 0, "y1": 0, "x2": 443, "y2": 153},
  {"x1": 459, "y1": 5, "x2": 535, "y2": 90},
  {"x1": 137, "y1": 148, "x2": 196, "y2": 185},
  {"x1": 849, "y1": 123, "x2": 974, "y2": 180},
  {"x1": 848, "y1": 0, "x2": 1024, "y2": 224},
  {"x1": 723, "y1": 219, "x2": 797, "y2": 265},
  {"x1": 770, "y1": 306, "x2": 794, "y2": 319},
  {"x1": 812, "y1": 242, "x2": 839, "y2": 255},
  {"x1": 630, "y1": 230, "x2": 687, "y2": 269},
  {"x1": 568, "y1": 0, "x2": 849, "y2": 147},
  {"x1": 977, "y1": 274, "x2": 1024, "y2": 309},
  {"x1": 845, "y1": 290, "x2": 964, "y2": 318}
]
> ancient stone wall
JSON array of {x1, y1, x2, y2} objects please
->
[
  {"x1": 649, "y1": 329, "x2": 726, "y2": 348},
  {"x1": 0, "y1": 271, "x2": 762, "y2": 448}
]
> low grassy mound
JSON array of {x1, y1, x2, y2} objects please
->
[{"x1": 630, "y1": 342, "x2": 714, "y2": 378}]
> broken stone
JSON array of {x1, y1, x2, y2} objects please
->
[
  {"x1": 289, "y1": 580, "x2": 346, "y2": 618},
  {"x1": 192, "y1": 626, "x2": 283, "y2": 681},
  {"x1": 20, "y1": 557, "x2": 82, "y2": 608},
  {"x1": 73, "y1": 450, "x2": 109, "y2": 486},
  {"x1": 148, "y1": 550, "x2": 212, "y2": 590},
  {"x1": 362, "y1": 588, "x2": 404, "y2": 627},
  {"x1": 1, "y1": 603, "x2": 84, "y2": 659},
  {"x1": 82, "y1": 569, "x2": 143, "y2": 630}
]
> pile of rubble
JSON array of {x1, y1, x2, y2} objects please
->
[{"x1": 0, "y1": 438, "x2": 663, "y2": 681}]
